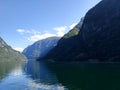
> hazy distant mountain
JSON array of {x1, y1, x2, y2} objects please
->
[
  {"x1": 22, "y1": 37, "x2": 60, "y2": 59},
  {"x1": 43, "y1": 0, "x2": 120, "y2": 62},
  {"x1": 0, "y1": 37, "x2": 26, "y2": 62}
]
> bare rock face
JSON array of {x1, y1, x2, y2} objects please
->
[{"x1": 43, "y1": 0, "x2": 120, "y2": 62}]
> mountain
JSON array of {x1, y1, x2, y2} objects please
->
[
  {"x1": 42, "y1": 17, "x2": 84, "y2": 61},
  {"x1": 0, "y1": 37, "x2": 26, "y2": 62},
  {"x1": 43, "y1": 0, "x2": 120, "y2": 62},
  {"x1": 22, "y1": 37, "x2": 60, "y2": 59},
  {"x1": 62, "y1": 17, "x2": 84, "y2": 39}
]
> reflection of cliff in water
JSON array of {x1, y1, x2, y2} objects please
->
[
  {"x1": 47, "y1": 63, "x2": 120, "y2": 90},
  {"x1": 26, "y1": 60, "x2": 58, "y2": 85},
  {"x1": 0, "y1": 61, "x2": 23, "y2": 80}
]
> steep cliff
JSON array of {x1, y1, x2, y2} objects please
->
[{"x1": 43, "y1": 0, "x2": 120, "y2": 62}]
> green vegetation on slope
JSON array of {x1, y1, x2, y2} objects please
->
[{"x1": 0, "y1": 37, "x2": 26, "y2": 62}]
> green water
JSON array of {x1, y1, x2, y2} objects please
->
[
  {"x1": 47, "y1": 62, "x2": 120, "y2": 90},
  {"x1": 0, "y1": 60, "x2": 120, "y2": 90}
]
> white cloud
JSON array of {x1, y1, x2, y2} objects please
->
[
  {"x1": 54, "y1": 26, "x2": 67, "y2": 31},
  {"x1": 17, "y1": 25, "x2": 74, "y2": 42},
  {"x1": 69, "y1": 23, "x2": 77, "y2": 29},
  {"x1": 14, "y1": 47, "x2": 24, "y2": 52},
  {"x1": 54, "y1": 26, "x2": 67, "y2": 36},
  {"x1": 17, "y1": 29, "x2": 57, "y2": 42},
  {"x1": 16, "y1": 29, "x2": 41, "y2": 35},
  {"x1": 27, "y1": 30, "x2": 41, "y2": 35},
  {"x1": 16, "y1": 29, "x2": 25, "y2": 34},
  {"x1": 56, "y1": 31, "x2": 65, "y2": 37},
  {"x1": 28, "y1": 33, "x2": 56, "y2": 42}
]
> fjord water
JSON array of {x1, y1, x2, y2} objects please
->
[{"x1": 0, "y1": 60, "x2": 120, "y2": 90}]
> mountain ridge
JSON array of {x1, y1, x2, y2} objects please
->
[
  {"x1": 22, "y1": 36, "x2": 60, "y2": 59},
  {"x1": 0, "y1": 37, "x2": 26, "y2": 62},
  {"x1": 42, "y1": 0, "x2": 120, "y2": 62}
]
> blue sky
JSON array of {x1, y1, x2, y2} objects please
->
[{"x1": 0, "y1": 0, "x2": 101, "y2": 52}]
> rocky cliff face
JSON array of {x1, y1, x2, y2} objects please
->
[
  {"x1": 43, "y1": 0, "x2": 120, "y2": 62},
  {"x1": 0, "y1": 37, "x2": 26, "y2": 62},
  {"x1": 22, "y1": 37, "x2": 60, "y2": 59}
]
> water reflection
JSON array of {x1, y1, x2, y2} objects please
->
[
  {"x1": 26, "y1": 60, "x2": 58, "y2": 85},
  {"x1": 0, "y1": 60, "x2": 120, "y2": 90},
  {"x1": 0, "y1": 61, "x2": 21, "y2": 80},
  {"x1": 47, "y1": 63, "x2": 120, "y2": 90},
  {"x1": 0, "y1": 60, "x2": 67, "y2": 90},
  {"x1": 26, "y1": 60, "x2": 67, "y2": 90}
]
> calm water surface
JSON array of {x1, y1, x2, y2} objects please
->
[{"x1": 0, "y1": 60, "x2": 120, "y2": 90}]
